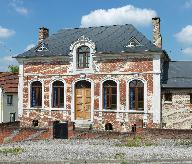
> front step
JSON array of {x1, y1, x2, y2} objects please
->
[{"x1": 74, "y1": 123, "x2": 92, "y2": 130}]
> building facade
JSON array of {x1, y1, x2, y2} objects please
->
[
  {"x1": 0, "y1": 73, "x2": 18, "y2": 123},
  {"x1": 15, "y1": 17, "x2": 192, "y2": 131}
]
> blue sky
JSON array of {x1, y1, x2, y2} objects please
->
[{"x1": 0, "y1": 0, "x2": 192, "y2": 71}]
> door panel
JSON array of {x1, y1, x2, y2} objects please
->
[{"x1": 75, "y1": 88, "x2": 91, "y2": 120}]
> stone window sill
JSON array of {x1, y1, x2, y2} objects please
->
[
  {"x1": 128, "y1": 110, "x2": 144, "y2": 114},
  {"x1": 164, "y1": 101, "x2": 172, "y2": 104}
]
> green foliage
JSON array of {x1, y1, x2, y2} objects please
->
[
  {"x1": 175, "y1": 139, "x2": 192, "y2": 147},
  {"x1": 125, "y1": 135, "x2": 153, "y2": 147},
  {"x1": 121, "y1": 162, "x2": 129, "y2": 164},
  {"x1": 0, "y1": 147, "x2": 23, "y2": 155},
  {"x1": 114, "y1": 152, "x2": 125, "y2": 159},
  {"x1": 8, "y1": 65, "x2": 19, "y2": 73}
]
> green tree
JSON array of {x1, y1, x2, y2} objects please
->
[{"x1": 8, "y1": 65, "x2": 19, "y2": 73}]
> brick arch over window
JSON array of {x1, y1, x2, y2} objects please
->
[
  {"x1": 103, "y1": 80, "x2": 117, "y2": 110},
  {"x1": 129, "y1": 80, "x2": 144, "y2": 111},
  {"x1": 31, "y1": 81, "x2": 42, "y2": 107},
  {"x1": 52, "y1": 81, "x2": 64, "y2": 108}
]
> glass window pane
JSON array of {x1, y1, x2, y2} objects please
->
[
  {"x1": 138, "y1": 101, "x2": 144, "y2": 109},
  {"x1": 130, "y1": 87, "x2": 135, "y2": 110},
  {"x1": 111, "y1": 95, "x2": 117, "y2": 105},
  {"x1": 112, "y1": 87, "x2": 117, "y2": 94},
  {"x1": 103, "y1": 87, "x2": 107, "y2": 109},
  {"x1": 138, "y1": 87, "x2": 143, "y2": 101}
]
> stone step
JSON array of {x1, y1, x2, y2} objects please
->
[{"x1": 74, "y1": 123, "x2": 92, "y2": 130}]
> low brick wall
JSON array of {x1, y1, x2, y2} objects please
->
[
  {"x1": 141, "y1": 128, "x2": 192, "y2": 139},
  {"x1": 0, "y1": 121, "x2": 20, "y2": 129}
]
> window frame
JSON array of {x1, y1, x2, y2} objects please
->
[
  {"x1": 77, "y1": 46, "x2": 90, "y2": 69},
  {"x1": 52, "y1": 81, "x2": 64, "y2": 108},
  {"x1": 103, "y1": 80, "x2": 117, "y2": 110},
  {"x1": 7, "y1": 95, "x2": 13, "y2": 106},
  {"x1": 30, "y1": 81, "x2": 42, "y2": 108},
  {"x1": 129, "y1": 80, "x2": 144, "y2": 111}
]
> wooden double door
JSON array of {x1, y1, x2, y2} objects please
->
[{"x1": 75, "y1": 81, "x2": 91, "y2": 120}]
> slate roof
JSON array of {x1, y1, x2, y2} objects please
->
[
  {"x1": 0, "y1": 73, "x2": 18, "y2": 93},
  {"x1": 16, "y1": 24, "x2": 161, "y2": 58},
  {"x1": 162, "y1": 61, "x2": 192, "y2": 88}
]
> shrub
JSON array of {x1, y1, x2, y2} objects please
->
[
  {"x1": 0, "y1": 147, "x2": 23, "y2": 155},
  {"x1": 126, "y1": 135, "x2": 153, "y2": 147}
]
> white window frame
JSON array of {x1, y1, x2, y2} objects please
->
[
  {"x1": 28, "y1": 79, "x2": 44, "y2": 109},
  {"x1": 126, "y1": 78, "x2": 147, "y2": 114},
  {"x1": 49, "y1": 78, "x2": 67, "y2": 111},
  {"x1": 99, "y1": 78, "x2": 120, "y2": 112},
  {"x1": 69, "y1": 35, "x2": 96, "y2": 74}
]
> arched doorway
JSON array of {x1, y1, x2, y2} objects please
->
[{"x1": 75, "y1": 80, "x2": 91, "y2": 120}]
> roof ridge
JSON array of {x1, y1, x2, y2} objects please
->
[{"x1": 58, "y1": 24, "x2": 133, "y2": 31}]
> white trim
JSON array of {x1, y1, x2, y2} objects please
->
[
  {"x1": 71, "y1": 78, "x2": 94, "y2": 123},
  {"x1": 126, "y1": 78, "x2": 147, "y2": 114},
  {"x1": 28, "y1": 79, "x2": 44, "y2": 109},
  {"x1": 18, "y1": 64, "x2": 23, "y2": 117},
  {"x1": 99, "y1": 78, "x2": 120, "y2": 111},
  {"x1": 0, "y1": 88, "x2": 3, "y2": 123},
  {"x1": 49, "y1": 78, "x2": 67, "y2": 111},
  {"x1": 69, "y1": 36, "x2": 96, "y2": 74},
  {"x1": 24, "y1": 71, "x2": 161, "y2": 77},
  {"x1": 152, "y1": 55, "x2": 161, "y2": 123}
]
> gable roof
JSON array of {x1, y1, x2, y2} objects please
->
[
  {"x1": 0, "y1": 72, "x2": 18, "y2": 93},
  {"x1": 16, "y1": 24, "x2": 161, "y2": 58},
  {"x1": 162, "y1": 61, "x2": 192, "y2": 88}
]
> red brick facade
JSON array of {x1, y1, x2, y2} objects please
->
[{"x1": 18, "y1": 55, "x2": 159, "y2": 131}]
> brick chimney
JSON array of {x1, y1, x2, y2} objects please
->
[
  {"x1": 152, "y1": 17, "x2": 162, "y2": 49},
  {"x1": 38, "y1": 27, "x2": 49, "y2": 43}
]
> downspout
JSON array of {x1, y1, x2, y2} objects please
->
[{"x1": 160, "y1": 92, "x2": 163, "y2": 129}]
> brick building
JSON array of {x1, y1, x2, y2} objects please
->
[{"x1": 15, "y1": 17, "x2": 192, "y2": 131}]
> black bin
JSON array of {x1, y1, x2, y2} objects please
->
[{"x1": 53, "y1": 121, "x2": 68, "y2": 139}]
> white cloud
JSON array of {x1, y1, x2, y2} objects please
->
[
  {"x1": 24, "y1": 43, "x2": 35, "y2": 51},
  {"x1": 184, "y1": 0, "x2": 192, "y2": 8},
  {"x1": 0, "y1": 55, "x2": 17, "y2": 71},
  {"x1": 9, "y1": 0, "x2": 29, "y2": 15},
  {"x1": 3, "y1": 56, "x2": 15, "y2": 62},
  {"x1": 182, "y1": 47, "x2": 192, "y2": 55},
  {"x1": 0, "y1": 26, "x2": 15, "y2": 38},
  {"x1": 80, "y1": 5, "x2": 157, "y2": 27},
  {"x1": 175, "y1": 25, "x2": 192, "y2": 45},
  {"x1": 15, "y1": 6, "x2": 28, "y2": 15}
]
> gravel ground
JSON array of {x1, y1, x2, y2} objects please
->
[{"x1": 0, "y1": 139, "x2": 192, "y2": 163}]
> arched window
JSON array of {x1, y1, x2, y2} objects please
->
[
  {"x1": 52, "y1": 81, "x2": 64, "y2": 108},
  {"x1": 103, "y1": 80, "x2": 117, "y2": 109},
  {"x1": 31, "y1": 81, "x2": 42, "y2": 107},
  {"x1": 77, "y1": 46, "x2": 90, "y2": 68},
  {"x1": 129, "y1": 80, "x2": 144, "y2": 111}
]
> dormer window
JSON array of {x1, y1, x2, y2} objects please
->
[
  {"x1": 77, "y1": 46, "x2": 90, "y2": 68},
  {"x1": 37, "y1": 42, "x2": 49, "y2": 52}
]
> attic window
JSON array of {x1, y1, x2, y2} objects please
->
[
  {"x1": 126, "y1": 37, "x2": 141, "y2": 48},
  {"x1": 37, "y1": 42, "x2": 48, "y2": 52}
]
